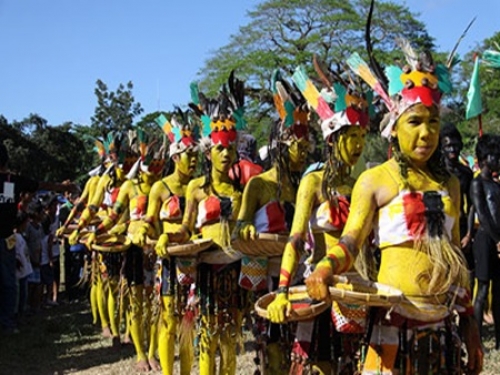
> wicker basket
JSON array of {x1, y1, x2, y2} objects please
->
[
  {"x1": 90, "y1": 234, "x2": 131, "y2": 253},
  {"x1": 167, "y1": 239, "x2": 214, "y2": 257},
  {"x1": 199, "y1": 246, "x2": 243, "y2": 264},
  {"x1": 255, "y1": 285, "x2": 329, "y2": 322},
  {"x1": 231, "y1": 233, "x2": 288, "y2": 257},
  {"x1": 328, "y1": 275, "x2": 403, "y2": 307}
]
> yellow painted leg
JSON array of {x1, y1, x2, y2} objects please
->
[
  {"x1": 267, "y1": 342, "x2": 288, "y2": 375},
  {"x1": 179, "y1": 311, "x2": 196, "y2": 375},
  {"x1": 90, "y1": 280, "x2": 98, "y2": 325},
  {"x1": 311, "y1": 361, "x2": 332, "y2": 375},
  {"x1": 146, "y1": 286, "x2": 160, "y2": 371},
  {"x1": 199, "y1": 314, "x2": 218, "y2": 375},
  {"x1": 158, "y1": 295, "x2": 177, "y2": 375},
  {"x1": 96, "y1": 272, "x2": 110, "y2": 336},
  {"x1": 219, "y1": 326, "x2": 237, "y2": 375},
  {"x1": 129, "y1": 284, "x2": 149, "y2": 371},
  {"x1": 107, "y1": 277, "x2": 120, "y2": 338}
]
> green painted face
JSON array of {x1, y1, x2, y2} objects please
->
[
  {"x1": 288, "y1": 138, "x2": 310, "y2": 172},
  {"x1": 175, "y1": 149, "x2": 198, "y2": 177},
  {"x1": 337, "y1": 126, "x2": 367, "y2": 166},
  {"x1": 210, "y1": 143, "x2": 237, "y2": 173},
  {"x1": 394, "y1": 103, "x2": 440, "y2": 166}
]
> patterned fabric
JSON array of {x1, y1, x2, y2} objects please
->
[
  {"x1": 331, "y1": 301, "x2": 367, "y2": 334},
  {"x1": 159, "y1": 195, "x2": 184, "y2": 221},
  {"x1": 361, "y1": 313, "x2": 462, "y2": 375},
  {"x1": 374, "y1": 190, "x2": 455, "y2": 248},
  {"x1": 309, "y1": 196, "x2": 350, "y2": 232},
  {"x1": 196, "y1": 195, "x2": 222, "y2": 228},
  {"x1": 238, "y1": 255, "x2": 268, "y2": 291},
  {"x1": 130, "y1": 195, "x2": 148, "y2": 221},
  {"x1": 176, "y1": 256, "x2": 198, "y2": 285},
  {"x1": 254, "y1": 200, "x2": 288, "y2": 234},
  {"x1": 102, "y1": 187, "x2": 120, "y2": 209}
]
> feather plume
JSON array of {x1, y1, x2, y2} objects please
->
[
  {"x1": 313, "y1": 54, "x2": 333, "y2": 88},
  {"x1": 395, "y1": 37, "x2": 418, "y2": 70},
  {"x1": 365, "y1": 0, "x2": 388, "y2": 92},
  {"x1": 271, "y1": 70, "x2": 287, "y2": 121},
  {"x1": 446, "y1": 17, "x2": 476, "y2": 69},
  {"x1": 155, "y1": 114, "x2": 172, "y2": 138},
  {"x1": 346, "y1": 52, "x2": 393, "y2": 110},
  {"x1": 292, "y1": 65, "x2": 334, "y2": 121}
]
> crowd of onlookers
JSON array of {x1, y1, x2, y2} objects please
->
[
  {"x1": 0, "y1": 142, "x2": 83, "y2": 335},
  {"x1": 10, "y1": 191, "x2": 83, "y2": 330}
]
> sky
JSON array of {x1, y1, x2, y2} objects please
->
[{"x1": 1, "y1": 0, "x2": 499, "y2": 126}]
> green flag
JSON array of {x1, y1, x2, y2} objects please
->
[{"x1": 466, "y1": 56, "x2": 482, "y2": 120}]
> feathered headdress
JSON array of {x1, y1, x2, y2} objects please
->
[
  {"x1": 155, "y1": 107, "x2": 199, "y2": 157},
  {"x1": 292, "y1": 60, "x2": 372, "y2": 141},
  {"x1": 126, "y1": 128, "x2": 165, "y2": 179},
  {"x1": 346, "y1": 0, "x2": 472, "y2": 138},
  {"x1": 271, "y1": 69, "x2": 310, "y2": 141},
  {"x1": 189, "y1": 70, "x2": 246, "y2": 149}
]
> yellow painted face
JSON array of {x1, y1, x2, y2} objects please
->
[
  {"x1": 337, "y1": 126, "x2": 367, "y2": 166},
  {"x1": 393, "y1": 103, "x2": 440, "y2": 166},
  {"x1": 210, "y1": 143, "x2": 237, "y2": 173},
  {"x1": 115, "y1": 165, "x2": 125, "y2": 182},
  {"x1": 175, "y1": 150, "x2": 198, "y2": 177},
  {"x1": 288, "y1": 138, "x2": 310, "y2": 172}
]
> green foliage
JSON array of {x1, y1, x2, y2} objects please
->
[
  {"x1": 1, "y1": 115, "x2": 90, "y2": 184},
  {"x1": 196, "y1": 0, "x2": 434, "y2": 144},
  {"x1": 90, "y1": 80, "x2": 144, "y2": 137}
]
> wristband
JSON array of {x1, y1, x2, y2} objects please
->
[{"x1": 276, "y1": 286, "x2": 289, "y2": 295}]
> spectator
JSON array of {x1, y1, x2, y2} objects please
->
[
  {"x1": 25, "y1": 201, "x2": 44, "y2": 316},
  {"x1": 1, "y1": 141, "x2": 75, "y2": 325},
  {"x1": 14, "y1": 211, "x2": 33, "y2": 320},
  {"x1": 470, "y1": 134, "x2": 500, "y2": 349},
  {"x1": 41, "y1": 194, "x2": 60, "y2": 306}
]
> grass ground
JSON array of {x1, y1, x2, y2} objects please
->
[{"x1": 0, "y1": 299, "x2": 499, "y2": 375}]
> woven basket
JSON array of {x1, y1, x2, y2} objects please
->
[
  {"x1": 167, "y1": 239, "x2": 214, "y2": 257},
  {"x1": 90, "y1": 234, "x2": 131, "y2": 253},
  {"x1": 328, "y1": 275, "x2": 403, "y2": 307},
  {"x1": 199, "y1": 246, "x2": 243, "y2": 264},
  {"x1": 254, "y1": 285, "x2": 329, "y2": 322},
  {"x1": 231, "y1": 233, "x2": 288, "y2": 257}
]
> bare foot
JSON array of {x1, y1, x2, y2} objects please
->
[
  {"x1": 484, "y1": 312, "x2": 494, "y2": 325},
  {"x1": 148, "y1": 357, "x2": 161, "y2": 371},
  {"x1": 122, "y1": 334, "x2": 132, "y2": 344},
  {"x1": 102, "y1": 326, "x2": 112, "y2": 338},
  {"x1": 135, "y1": 359, "x2": 151, "y2": 372}
]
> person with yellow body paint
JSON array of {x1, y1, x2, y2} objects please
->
[
  {"x1": 305, "y1": 5, "x2": 483, "y2": 373},
  {"x1": 234, "y1": 69, "x2": 311, "y2": 375},
  {"x1": 180, "y1": 72, "x2": 246, "y2": 375},
  {"x1": 66, "y1": 133, "x2": 127, "y2": 340},
  {"x1": 87, "y1": 128, "x2": 163, "y2": 372},
  {"x1": 134, "y1": 108, "x2": 200, "y2": 375},
  {"x1": 266, "y1": 64, "x2": 369, "y2": 374}
]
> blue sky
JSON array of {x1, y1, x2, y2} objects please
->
[{"x1": 1, "y1": 0, "x2": 499, "y2": 126}]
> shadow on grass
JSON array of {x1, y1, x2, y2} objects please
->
[{"x1": 0, "y1": 299, "x2": 135, "y2": 375}]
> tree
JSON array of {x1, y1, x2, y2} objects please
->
[
  {"x1": 196, "y1": 0, "x2": 435, "y2": 146},
  {"x1": 90, "y1": 80, "x2": 144, "y2": 137},
  {"x1": 441, "y1": 31, "x2": 500, "y2": 155}
]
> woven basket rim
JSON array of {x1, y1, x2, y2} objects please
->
[
  {"x1": 254, "y1": 285, "x2": 329, "y2": 322},
  {"x1": 231, "y1": 233, "x2": 288, "y2": 257},
  {"x1": 90, "y1": 234, "x2": 131, "y2": 253},
  {"x1": 167, "y1": 239, "x2": 214, "y2": 256},
  {"x1": 329, "y1": 275, "x2": 403, "y2": 307}
]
